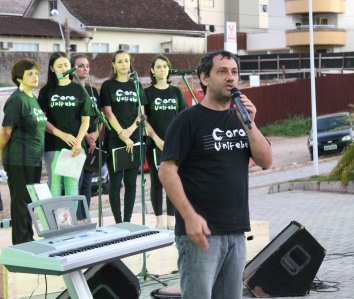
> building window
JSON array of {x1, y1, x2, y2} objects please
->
[
  {"x1": 129, "y1": 45, "x2": 139, "y2": 53},
  {"x1": 49, "y1": 0, "x2": 57, "y2": 15},
  {"x1": 118, "y1": 44, "x2": 139, "y2": 53},
  {"x1": 92, "y1": 43, "x2": 109, "y2": 53},
  {"x1": 200, "y1": 0, "x2": 214, "y2": 8},
  {"x1": 53, "y1": 43, "x2": 60, "y2": 51},
  {"x1": 12, "y1": 43, "x2": 39, "y2": 52},
  {"x1": 70, "y1": 44, "x2": 77, "y2": 52},
  {"x1": 260, "y1": 5, "x2": 267, "y2": 12}
]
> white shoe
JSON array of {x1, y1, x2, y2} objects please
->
[
  {"x1": 167, "y1": 215, "x2": 175, "y2": 230},
  {"x1": 155, "y1": 215, "x2": 166, "y2": 229}
]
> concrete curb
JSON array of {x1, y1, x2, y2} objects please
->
[{"x1": 268, "y1": 180, "x2": 354, "y2": 194}]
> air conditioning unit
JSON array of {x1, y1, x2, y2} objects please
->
[
  {"x1": 0, "y1": 42, "x2": 13, "y2": 49},
  {"x1": 119, "y1": 44, "x2": 130, "y2": 51}
]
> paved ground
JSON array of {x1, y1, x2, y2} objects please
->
[{"x1": 1, "y1": 88, "x2": 352, "y2": 299}]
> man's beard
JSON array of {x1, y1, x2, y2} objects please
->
[{"x1": 214, "y1": 89, "x2": 232, "y2": 104}]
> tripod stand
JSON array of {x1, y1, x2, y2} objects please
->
[
  {"x1": 72, "y1": 72, "x2": 111, "y2": 227},
  {"x1": 130, "y1": 73, "x2": 168, "y2": 286}
]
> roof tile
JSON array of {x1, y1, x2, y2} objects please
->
[
  {"x1": 60, "y1": 0, "x2": 204, "y2": 32},
  {"x1": 0, "y1": 16, "x2": 90, "y2": 39}
]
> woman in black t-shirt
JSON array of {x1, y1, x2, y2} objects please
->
[
  {"x1": 38, "y1": 52, "x2": 93, "y2": 201},
  {"x1": 144, "y1": 55, "x2": 189, "y2": 229},
  {"x1": 70, "y1": 54, "x2": 101, "y2": 222},
  {"x1": 0, "y1": 59, "x2": 46, "y2": 245},
  {"x1": 101, "y1": 50, "x2": 147, "y2": 223}
]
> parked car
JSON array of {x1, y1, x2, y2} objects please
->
[
  {"x1": 91, "y1": 163, "x2": 110, "y2": 195},
  {"x1": 306, "y1": 112, "x2": 354, "y2": 160}
]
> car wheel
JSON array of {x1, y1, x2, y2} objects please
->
[{"x1": 102, "y1": 175, "x2": 110, "y2": 194}]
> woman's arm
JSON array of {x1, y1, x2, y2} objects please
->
[
  {"x1": 46, "y1": 121, "x2": 78, "y2": 147},
  {"x1": 0, "y1": 126, "x2": 12, "y2": 156},
  {"x1": 102, "y1": 106, "x2": 124, "y2": 136},
  {"x1": 71, "y1": 116, "x2": 90, "y2": 157},
  {"x1": 145, "y1": 115, "x2": 164, "y2": 150},
  {"x1": 102, "y1": 106, "x2": 134, "y2": 152},
  {"x1": 127, "y1": 106, "x2": 145, "y2": 137}
]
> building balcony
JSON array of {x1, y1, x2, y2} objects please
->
[
  {"x1": 285, "y1": 0, "x2": 345, "y2": 14},
  {"x1": 286, "y1": 26, "x2": 346, "y2": 47}
]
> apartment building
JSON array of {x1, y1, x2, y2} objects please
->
[{"x1": 176, "y1": 0, "x2": 354, "y2": 54}]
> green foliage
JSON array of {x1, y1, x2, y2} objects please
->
[
  {"x1": 0, "y1": 83, "x2": 7, "y2": 87},
  {"x1": 330, "y1": 143, "x2": 354, "y2": 186},
  {"x1": 289, "y1": 174, "x2": 341, "y2": 183},
  {"x1": 259, "y1": 115, "x2": 312, "y2": 138}
]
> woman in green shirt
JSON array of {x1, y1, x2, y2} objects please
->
[{"x1": 0, "y1": 58, "x2": 47, "y2": 245}]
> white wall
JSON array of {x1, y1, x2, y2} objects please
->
[
  {"x1": 171, "y1": 36, "x2": 206, "y2": 53},
  {"x1": 175, "y1": 0, "x2": 225, "y2": 34},
  {"x1": 246, "y1": 0, "x2": 291, "y2": 53},
  {"x1": 0, "y1": 36, "x2": 87, "y2": 53},
  {"x1": 337, "y1": 0, "x2": 354, "y2": 53}
]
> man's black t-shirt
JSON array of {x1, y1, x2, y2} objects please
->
[
  {"x1": 144, "y1": 85, "x2": 188, "y2": 146},
  {"x1": 161, "y1": 104, "x2": 252, "y2": 235},
  {"x1": 38, "y1": 82, "x2": 94, "y2": 152}
]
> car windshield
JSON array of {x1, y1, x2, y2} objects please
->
[{"x1": 317, "y1": 115, "x2": 351, "y2": 132}]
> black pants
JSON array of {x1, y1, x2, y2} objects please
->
[
  {"x1": 146, "y1": 145, "x2": 175, "y2": 216},
  {"x1": 105, "y1": 138, "x2": 139, "y2": 223},
  {"x1": 3, "y1": 163, "x2": 42, "y2": 245},
  {"x1": 77, "y1": 169, "x2": 93, "y2": 220}
]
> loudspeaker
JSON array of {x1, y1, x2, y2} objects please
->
[
  {"x1": 243, "y1": 221, "x2": 326, "y2": 297},
  {"x1": 57, "y1": 259, "x2": 140, "y2": 299}
]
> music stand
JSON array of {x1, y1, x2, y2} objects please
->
[
  {"x1": 131, "y1": 73, "x2": 168, "y2": 286},
  {"x1": 28, "y1": 196, "x2": 96, "y2": 239},
  {"x1": 72, "y1": 72, "x2": 111, "y2": 227}
]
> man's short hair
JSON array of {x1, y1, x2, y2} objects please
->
[{"x1": 197, "y1": 50, "x2": 239, "y2": 94}]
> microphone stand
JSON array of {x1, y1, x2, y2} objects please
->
[
  {"x1": 181, "y1": 74, "x2": 199, "y2": 105},
  {"x1": 72, "y1": 72, "x2": 111, "y2": 227},
  {"x1": 131, "y1": 73, "x2": 168, "y2": 286}
]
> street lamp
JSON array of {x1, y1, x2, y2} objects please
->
[{"x1": 51, "y1": 9, "x2": 66, "y2": 50}]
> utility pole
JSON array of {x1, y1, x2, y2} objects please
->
[
  {"x1": 51, "y1": 9, "x2": 70, "y2": 55},
  {"x1": 197, "y1": 0, "x2": 201, "y2": 24},
  {"x1": 64, "y1": 18, "x2": 70, "y2": 55}
]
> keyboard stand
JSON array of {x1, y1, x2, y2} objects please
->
[
  {"x1": 28, "y1": 196, "x2": 97, "y2": 298},
  {"x1": 62, "y1": 271, "x2": 93, "y2": 299}
]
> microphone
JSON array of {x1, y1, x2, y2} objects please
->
[
  {"x1": 230, "y1": 87, "x2": 252, "y2": 129},
  {"x1": 170, "y1": 69, "x2": 196, "y2": 75},
  {"x1": 56, "y1": 64, "x2": 83, "y2": 80},
  {"x1": 128, "y1": 71, "x2": 138, "y2": 79}
]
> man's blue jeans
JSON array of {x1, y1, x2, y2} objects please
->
[{"x1": 176, "y1": 233, "x2": 246, "y2": 299}]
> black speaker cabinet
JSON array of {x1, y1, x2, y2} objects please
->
[
  {"x1": 243, "y1": 221, "x2": 326, "y2": 297},
  {"x1": 57, "y1": 259, "x2": 140, "y2": 299}
]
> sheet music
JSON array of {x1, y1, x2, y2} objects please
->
[
  {"x1": 54, "y1": 149, "x2": 86, "y2": 180},
  {"x1": 34, "y1": 183, "x2": 52, "y2": 200}
]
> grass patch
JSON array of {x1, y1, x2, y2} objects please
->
[
  {"x1": 289, "y1": 174, "x2": 342, "y2": 183},
  {"x1": 0, "y1": 83, "x2": 8, "y2": 87},
  {"x1": 260, "y1": 115, "x2": 312, "y2": 138}
]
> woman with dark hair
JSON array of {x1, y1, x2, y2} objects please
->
[
  {"x1": 144, "y1": 54, "x2": 188, "y2": 229},
  {"x1": 38, "y1": 51, "x2": 94, "y2": 200},
  {"x1": 100, "y1": 50, "x2": 147, "y2": 223},
  {"x1": 70, "y1": 53, "x2": 101, "y2": 222},
  {"x1": 0, "y1": 58, "x2": 46, "y2": 244}
]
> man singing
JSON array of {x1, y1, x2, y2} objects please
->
[{"x1": 159, "y1": 50, "x2": 272, "y2": 299}]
